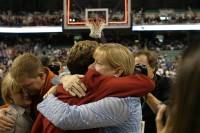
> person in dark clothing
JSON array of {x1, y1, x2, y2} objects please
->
[
  {"x1": 135, "y1": 50, "x2": 172, "y2": 133},
  {"x1": 38, "y1": 54, "x2": 60, "y2": 75}
]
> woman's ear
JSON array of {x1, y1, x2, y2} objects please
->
[{"x1": 114, "y1": 67, "x2": 124, "y2": 77}]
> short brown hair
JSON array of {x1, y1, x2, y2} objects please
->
[
  {"x1": 10, "y1": 53, "x2": 44, "y2": 80},
  {"x1": 135, "y1": 50, "x2": 158, "y2": 68},
  {"x1": 67, "y1": 40, "x2": 99, "y2": 74}
]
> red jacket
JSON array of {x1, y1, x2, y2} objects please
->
[
  {"x1": 32, "y1": 67, "x2": 56, "y2": 116},
  {"x1": 32, "y1": 69, "x2": 155, "y2": 133}
]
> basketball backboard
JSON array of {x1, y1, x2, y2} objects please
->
[{"x1": 63, "y1": 0, "x2": 131, "y2": 29}]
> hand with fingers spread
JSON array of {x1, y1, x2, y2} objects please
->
[
  {"x1": 60, "y1": 74, "x2": 86, "y2": 98},
  {"x1": 156, "y1": 104, "x2": 171, "y2": 133},
  {"x1": 0, "y1": 108, "x2": 15, "y2": 132}
]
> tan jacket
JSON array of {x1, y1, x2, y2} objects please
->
[{"x1": 0, "y1": 105, "x2": 34, "y2": 133}]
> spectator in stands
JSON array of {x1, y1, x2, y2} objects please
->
[
  {"x1": 134, "y1": 50, "x2": 172, "y2": 133},
  {"x1": 156, "y1": 40, "x2": 200, "y2": 133},
  {"x1": 0, "y1": 10, "x2": 62, "y2": 26},
  {"x1": 165, "y1": 59, "x2": 173, "y2": 69},
  {"x1": 1, "y1": 72, "x2": 33, "y2": 133}
]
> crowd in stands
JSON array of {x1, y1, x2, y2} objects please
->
[
  {"x1": 132, "y1": 7, "x2": 200, "y2": 25},
  {"x1": 0, "y1": 36, "x2": 185, "y2": 81},
  {"x1": 0, "y1": 10, "x2": 62, "y2": 26},
  {"x1": 0, "y1": 9, "x2": 125, "y2": 27},
  {"x1": 0, "y1": 8, "x2": 191, "y2": 82},
  {"x1": 0, "y1": 38, "x2": 70, "y2": 79},
  {"x1": 1, "y1": 7, "x2": 199, "y2": 27}
]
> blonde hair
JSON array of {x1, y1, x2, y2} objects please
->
[
  {"x1": 1, "y1": 73, "x2": 22, "y2": 104},
  {"x1": 93, "y1": 43, "x2": 134, "y2": 76},
  {"x1": 9, "y1": 53, "x2": 44, "y2": 80}
]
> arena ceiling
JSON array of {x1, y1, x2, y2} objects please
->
[{"x1": 0, "y1": 0, "x2": 199, "y2": 11}]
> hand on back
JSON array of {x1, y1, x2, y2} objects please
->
[
  {"x1": 43, "y1": 85, "x2": 58, "y2": 99},
  {"x1": 0, "y1": 108, "x2": 15, "y2": 132},
  {"x1": 60, "y1": 74, "x2": 87, "y2": 98}
]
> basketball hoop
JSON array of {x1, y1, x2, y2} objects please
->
[{"x1": 86, "y1": 17, "x2": 105, "y2": 39}]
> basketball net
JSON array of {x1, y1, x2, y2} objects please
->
[{"x1": 86, "y1": 17, "x2": 105, "y2": 39}]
